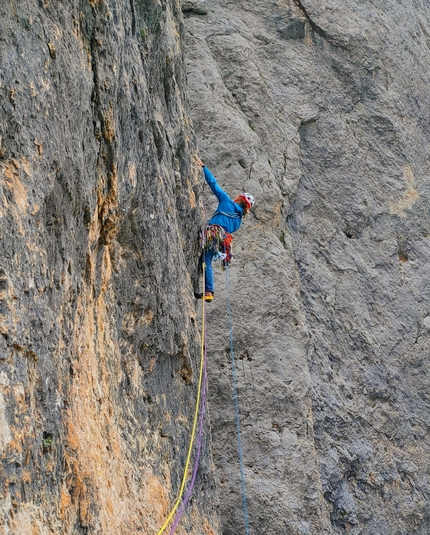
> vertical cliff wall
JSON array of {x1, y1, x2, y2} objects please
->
[
  {"x1": 1, "y1": 0, "x2": 429, "y2": 534},
  {"x1": 185, "y1": 1, "x2": 430, "y2": 534},
  {"x1": 0, "y1": 1, "x2": 219, "y2": 534}
]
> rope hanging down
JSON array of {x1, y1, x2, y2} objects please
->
[
  {"x1": 167, "y1": 296, "x2": 208, "y2": 534},
  {"x1": 225, "y1": 268, "x2": 251, "y2": 535},
  {"x1": 156, "y1": 261, "x2": 207, "y2": 535}
]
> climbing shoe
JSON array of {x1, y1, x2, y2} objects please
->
[{"x1": 194, "y1": 291, "x2": 214, "y2": 302}]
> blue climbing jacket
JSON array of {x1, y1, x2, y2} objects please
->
[{"x1": 203, "y1": 166, "x2": 243, "y2": 233}]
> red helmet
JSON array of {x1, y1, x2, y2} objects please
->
[{"x1": 234, "y1": 193, "x2": 255, "y2": 210}]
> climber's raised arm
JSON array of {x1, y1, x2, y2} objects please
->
[{"x1": 198, "y1": 159, "x2": 229, "y2": 203}]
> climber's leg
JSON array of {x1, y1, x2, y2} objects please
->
[
  {"x1": 194, "y1": 248, "x2": 214, "y2": 301},
  {"x1": 204, "y1": 248, "x2": 215, "y2": 294}
]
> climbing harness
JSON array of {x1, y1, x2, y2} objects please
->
[
  {"x1": 226, "y1": 267, "x2": 251, "y2": 535},
  {"x1": 156, "y1": 256, "x2": 208, "y2": 535},
  {"x1": 205, "y1": 224, "x2": 233, "y2": 268}
]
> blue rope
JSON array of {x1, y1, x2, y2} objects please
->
[{"x1": 225, "y1": 268, "x2": 251, "y2": 535}]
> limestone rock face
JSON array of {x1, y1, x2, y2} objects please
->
[
  {"x1": 185, "y1": 1, "x2": 430, "y2": 534},
  {"x1": 0, "y1": 1, "x2": 218, "y2": 533},
  {"x1": 1, "y1": 0, "x2": 430, "y2": 534}
]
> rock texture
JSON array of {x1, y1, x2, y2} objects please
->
[
  {"x1": 1, "y1": 0, "x2": 430, "y2": 534},
  {"x1": 185, "y1": 1, "x2": 430, "y2": 534},
  {"x1": 0, "y1": 1, "x2": 218, "y2": 534}
]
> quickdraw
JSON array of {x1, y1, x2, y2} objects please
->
[{"x1": 205, "y1": 224, "x2": 233, "y2": 269}]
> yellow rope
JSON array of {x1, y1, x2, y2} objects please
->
[{"x1": 156, "y1": 262, "x2": 206, "y2": 535}]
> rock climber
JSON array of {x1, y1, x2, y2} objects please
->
[{"x1": 195, "y1": 158, "x2": 254, "y2": 302}]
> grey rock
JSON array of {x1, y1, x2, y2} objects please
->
[
  {"x1": 182, "y1": 0, "x2": 208, "y2": 16},
  {"x1": 0, "y1": 335, "x2": 7, "y2": 360},
  {"x1": 185, "y1": 0, "x2": 430, "y2": 533}
]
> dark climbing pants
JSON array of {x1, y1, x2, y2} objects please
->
[{"x1": 204, "y1": 248, "x2": 215, "y2": 293}]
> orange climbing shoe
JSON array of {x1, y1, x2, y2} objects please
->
[{"x1": 194, "y1": 292, "x2": 214, "y2": 302}]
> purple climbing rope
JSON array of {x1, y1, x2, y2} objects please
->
[{"x1": 167, "y1": 291, "x2": 208, "y2": 534}]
